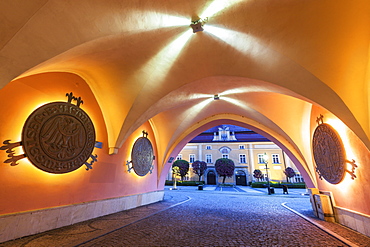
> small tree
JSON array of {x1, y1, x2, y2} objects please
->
[
  {"x1": 192, "y1": 160, "x2": 207, "y2": 181},
  {"x1": 253, "y1": 169, "x2": 263, "y2": 182},
  {"x1": 173, "y1": 159, "x2": 189, "y2": 181},
  {"x1": 284, "y1": 167, "x2": 296, "y2": 182},
  {"x1": 215, "y1": 158, "x2": 235, "y2": 184},
  {"x1": 172, "y1": 166, "x2": 181, "y2": 189}
]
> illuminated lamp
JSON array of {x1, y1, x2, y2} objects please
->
[
  {"x1": 263, "y1": 153, "x2": 272, "y2": 195},
  {"x1": 190, "y1": 17, "x2": 208, "y2": 33}
]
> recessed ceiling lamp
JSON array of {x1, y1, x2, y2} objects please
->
[{"x1": 190, "y1": 17, "x2": 208, "y2": 33}]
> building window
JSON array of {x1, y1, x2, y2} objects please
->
[
  {"x1": 272, "y1": 154, "x2": 280, "y2": 164},
  {"x1": 206, "y1": 145, "x2": 211, "y2": 150},
  {"x1": 258, "y1": 154, "x2": 265, "y2": 164},
  {"x1": 218, "y1": 147, "x2": 231, "y2": 160},
  {"x1": 239, "y1": 154, "x2": 246, "y2": 163},
  {"x1": 295, "y1": 174, "x2": 304, "y2": 183},
  {"x1": 239, "y1": 145, "x2": 245, "y2": 149},
  {"x1": 189, "y1": 154, "x2": 195, "y2": 163},
  {"x1": 206, "y1": 154, "x2": 212, "y2": 163},
  {"x1": 177, "y1": 154, "x2": 182, "y2": 160},
  {"x1": 220, "y1": 147, "x2": 230, "y2": 153}
]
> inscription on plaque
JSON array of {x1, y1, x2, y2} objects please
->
[
  {"x1": 130, "y1": 132, "x2": 154, "y2": 176},
  {"x1": 312, "y1": 123, "x2": 346, "y2": 184},
  {"x1": 1, "y1": 92, "x2": 97, "y2": 173},
  {"x1": 22, "y1": 102, "x2": 95, "y2": 173}
]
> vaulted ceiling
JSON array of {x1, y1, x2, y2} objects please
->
[{"x1": 1, "y1": 0, "x2": 369, "y2": 171}]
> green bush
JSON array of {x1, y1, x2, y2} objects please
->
[
  {"x1": 165, "y1": 180, "x2": 204, "y2": 186},
  {"x1": 251, "y1": 182, "x2": 306, "y2": 189},
  {"x1": 251, "y1": 181, "x2": 278, "y2": 188},
  {"x1": 283, "y1": 183, "x2": 306, "y2": 189},
  {"x1": 218, "y1": 183, "x2": 234, "y2": 187}
]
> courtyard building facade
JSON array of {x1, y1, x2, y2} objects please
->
[{"x1": 168, "y1": 125, "x2": 303, "y2": 185}]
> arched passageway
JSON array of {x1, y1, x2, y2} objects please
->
[
  {"x1": 166, "y1": 123, "x2": 302, "y2": 188},
  {"x1": 159, "y1": 117, "x2": 316, "y2": 190},
  {"x1": 0, "y1": 0, "x2": 369, "y2": 242}
]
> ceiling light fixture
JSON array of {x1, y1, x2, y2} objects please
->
[{"x1": 190, "y1": 17, "x2": 208, "y2": 33}]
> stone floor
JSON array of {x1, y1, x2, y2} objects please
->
[{"x1": 1, "y1": 186, "x2": 369, "y2": 247}]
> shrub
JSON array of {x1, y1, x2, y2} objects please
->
[
  {"x1": 284, "y1": 167, "x2": 296, "y2": 182},
  {"x1": 253, "y1": 169, "x2": 264, "y2": 182},
  {"x1": 251, "y1": 182, "x2": 306, "y2": 189},
  {"x1": 215, "y1": 158, "x2": 235, "y2": 184},
  {"x1": 165, "y1": 180, "x2": 204, "y2": 186},
  {"x1": 192, "y1": 160, "x2": 207, "y2": 181}
]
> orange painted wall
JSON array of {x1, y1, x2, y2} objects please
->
[
  {"x1": 0, "y1": 72, "x2": 159, "y2": 215},
  {"x1": 311, "y1": 106, "x2": 370, "y2": 215}
]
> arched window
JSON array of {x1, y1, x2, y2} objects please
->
[{"x1": 219, "y1": 146, "x2": 231, "y2": 154}]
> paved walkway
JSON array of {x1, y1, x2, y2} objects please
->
[{"x1": 1, "y1": 186, "x2": 369, "y2": 247}]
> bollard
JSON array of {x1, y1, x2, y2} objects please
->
[{"x1": 283, "y1": 185, "x2": 288, "y2": 194}]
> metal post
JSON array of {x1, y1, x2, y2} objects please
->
[{"x1": 264, "y1": 153, "x2": 271, "y2": 195}]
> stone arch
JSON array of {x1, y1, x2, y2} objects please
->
[{"x1": 158, "y1": 114, "x2": 315, "y2": 190}]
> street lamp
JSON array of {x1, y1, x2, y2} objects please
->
[{"x1": 263, "y1": 153, "x2": 271, "y2": 195}]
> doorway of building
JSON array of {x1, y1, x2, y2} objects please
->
[
  {"x1": 236, "y1": 170, "x2": 247, "y2": 186},
  {"x1": 207, "y1": 171, "x2": 216, "y2": 185}
]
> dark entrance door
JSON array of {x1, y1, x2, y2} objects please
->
[
  {"x1": 235, "y1": 170, "x2": 247, "y2": 186},
  {"x1": 207, "y1": 171, "x2": 216, "y2": 185}
]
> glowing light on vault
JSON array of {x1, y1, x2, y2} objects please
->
[
  {"x1": 139, "y1": 29, "x2": 193, "y2": 82},
  {"x1": 220, "y1": 87, "x2": 265, "y2": 96},
  {"x1": 200, "y1": 0, "x2": 244, "y2": 19},
  {"x1": 132, "y1": 0, "x2": 247, "y2": 79},
  {"x1": 161, "y1": 15, "x2": 190, "y2": 27},
  {"x1": 222, "y1": 96, "x2": 250, "y2": 109},
  {"x1": 174, "y1": 98, "x2": 214, "y2": 127},
  {"x1": 166, "y1": 98, "x2": 214, "y2": 145},
  {"x1": 191, "y1": 93, "x2": 213, "y2": 100},
  {"x1": 196, "y1": 98, "x2": 214, "y2": 109},
  {"x1": 206, "y1": 25, "x2": 263, "y2": 57},
  {"x1": 118, "y1": 11, "x2": 189, "y2": 32},
  {"x1": 131, "y1": 0, "x2": 250, "y2": 87},
  {"x1": 165, "y1": 93, "x2": 214, "y2": 108}
]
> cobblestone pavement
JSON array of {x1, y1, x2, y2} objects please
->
[{"x1": 2, "y1": 186, "x2": 370, "y2": 247}]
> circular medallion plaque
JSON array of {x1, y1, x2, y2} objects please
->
[
  {"x1": 131, "y1": 137, "x2": 154, "y2": 176},
  {"x1": 22, "y1": 102, "x2": 96, "y2": 173},
  {"x1": 312, "y1": 123, "x2": 346, "y2": 184}
]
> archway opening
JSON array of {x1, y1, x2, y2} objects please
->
[{"x1": 162, "y1": 123, "x2": 309, "y2": 191}]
